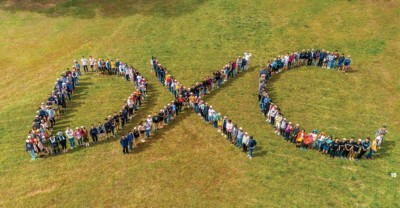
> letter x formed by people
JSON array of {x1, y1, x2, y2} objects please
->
[{"x1": 149, "y1": 55, "x2": 253, "y2": 151}]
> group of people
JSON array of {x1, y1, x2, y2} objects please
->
[
  {"x1": 258, "y1": 49, "x2": 386, "y2": 160},
  {"x1": 25, "y1": 57, "x2": 148, "y2": 160},
  {"x1": 260, "y1": 49, "x2": 352, "y2": 80},
  {"x1": 143, "y1": 54, "x2": 258, "y2": 159},
  {"x1": 151, "y1": 53, "x2": 252, "y2": 96},
  {"x1": 74, "y1": 56, "x2": 138, "y2": 79}
]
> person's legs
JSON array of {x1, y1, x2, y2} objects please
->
[
  {"x1": 285, "y1": 132, "x2": 290, "y2": 141},
  {"x1": 357, "y1": 150, "x2": 366, "y2": 160},
  {"x1": 227, "y1": 132, "x2": 231, "y2": 141},
  {"x1": 68, "y1": 138, "x2": 73, "y2": 149},
  {"x1": 146, "y1": 129, "x2": 150, "y2": 138},
  {"x1": 78, "y1": 138, "x2": 83, "y2": 146},
  {"x1": 337, "y1": 150, "x2": 341, "y2": 158},
  {"x1": 249, "y1": 147, "x2": 254, "y2": 158},
  {"x1": 29, "y1": 149, "x2": 36, "y2": 160},
  {"x1": 366, "y1": 150, "x2": 374, "y2": 159},
  {"x1": 237, "y1": 138, "x2": 242, "y2": 147}
]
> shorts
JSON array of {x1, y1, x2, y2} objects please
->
[{"x1": 140, "y1": 130, "x2": 145, "y2": 134}]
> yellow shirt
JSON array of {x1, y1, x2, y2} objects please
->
[{"x1": 111, "y1": 61, "x2": 116, "y2": 68}]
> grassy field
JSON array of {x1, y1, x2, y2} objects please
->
[{"x1": 0, "y1": 0, "x2": 399, "y2": 207}]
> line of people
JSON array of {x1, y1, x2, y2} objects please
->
[
  {"x1": 261, "y1": 49, "x2": 352, "y2": 80},
  {"x1": 25, "y1": 57, "x2": 148, "y2": 160},
  {"x1": 151, "y1": 52, "x2": 252, "y2": 97},
  {"x1": 142, "y1": 54, "x2": 258, "y2": 159},
  {"x1": 258, "y1": 49, "x2": 386, "y2": 160}
]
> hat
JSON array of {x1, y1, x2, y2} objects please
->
[
  {"x1": 296, "y1": 124, "x2": 299, "y2": 126},
  {"x1": 342, "y1": 138, "x2": 347, "y2": 141},
  {"x1": 239, "y1": 127, "x2": 243, "y2": 130},
  {"x1": 358, "y1": 139, "x2": 362, "y2": 142},
  {"x1": 134, "y1": 127, "x2": 137, "y2": 130},
  {"x1": 75, "y1": 127, "x2": 79, "y2": 129},
  {"x1": 80, "y1": 126, "x2": 84, "y2": 128},
  {"x1": 148, "y1": 115, "x2": 151, "y2": 118},
  {"x1": 27, "y1": 136, "x2": 31, "y2": 139},
  {"x1": 245, "y1": 132, "x2": 248, "y2": 135},
  {"x1": 26, "y1": 139, "x2": 30, "y2": 143}
]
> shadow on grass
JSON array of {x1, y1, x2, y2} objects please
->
[
  {"x1": 376, "y1": 140, "x2": 395, "y2": 158},
  {"x1": 0, "y1": 0, "x2": 207, "y2": 19}
]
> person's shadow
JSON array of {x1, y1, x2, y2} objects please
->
[{"x1": 252, "y1": 146, "x2": 268, "y2": 157}]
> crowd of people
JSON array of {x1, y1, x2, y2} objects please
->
[
  {"x1": 258, "y1": 49, "x2": 386, "y2": 160},
  {"x1": 259, "y1": 49, "x2": 352, "y2": 80},
  {"x1": 26, "y1": 50, "x2": 383, "y2": 161},
  {"x1": 144, "y1": 54, "x2": 258, "y2": 159},
  {"x1": 25, "y1": 57, "x2": 148, "y2": 160}
]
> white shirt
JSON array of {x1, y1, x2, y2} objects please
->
[
  {"x1": 376, "y1": 135, "x2": 383, "y2": 146},
  {"x1": 81, "y1": 58, "x2": 87, "y2": 66},
  {"x1": 146, "y1": 118, "x2": 153, "y2": 126},
  {"x1": 242, "y1": 135, "x2": 250, "y2": 145},
  {"x1": 208, "y1": 109, "x2": 215, "y2": 117},
  {"x1": 89, "y1": 58, "x2": 95, "y2": 65},
  {"x1": 65, "y1": 129, "x2": 74, "y2": 139},
  {"x1": 244, "y1": 52, "x2": 252, "y2": 61},
  {"x1": 226, "y1": 122, "x2": 233, "y2": 132}
]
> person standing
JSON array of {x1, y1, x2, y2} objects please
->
[
  {"x1": 366, "y1": 138, "x2": 378, "y2": 160},
  {"x1": 49, "y1": 135, "x2": 59, "y2": 156},
  {"x1": 56, "y1": 131, "x2": 68, "y2": 153},
  {"x1": 226, "y1": 120, "x2": 233, "y2": 141},
  {"x1": 244, "y1": 52, "x2": 252, "y2": 70},
  {"x1": 338, "y1": 138, "x2": 346, "y2": 159},
  {"x1": 89, "y1": 124, "x2": 98, "y2": 144},
  {"x1": 133, "y1": 127, "x2": 140, "y2": 147},
  {"x1": 236, "y1": 127, "x2": 244, "y2": 148},
  {"x1": 343, "y1": 138, "x2": 353, "y2": 159},
  {"x1": 248, "y1": 136, "x2": 257, "y2": 159},
  {"x1": 231, "y1": 124, "x2": 238, "y2": 144},
  {"x1": 65, "y1": 126, "x2": 76, "y2": 149},
  {"x1": 127, "y1": 131, "x2": 134, "y2": 152},
  {"x1": 144, "y1": 120, "x2": 151, "y2": 139},
  {"x1": 120, "y1": 134, "x2": 129, "y2": 154},
  {"x1": 357, "y1": 137, "x2": 371, "y2": 160},
  {"x1": 329, "y1": 138, "x2": 339, "y2": 158},
  {"x1": 350, "y1": 139, "x2": 361, "y2": 161},
  {"x1": 74, "y1": 127, "x2": 83, "y2": 147},
  {"x1": 26, "y1": 138, "x2": 36, "y2": 160},
  {"x1": 242, "y1": 132, "x2": 250, "y2": 153},
  {"x1": 342, "y1": 55, "x2": 351, "y2": 72},
  {"x1": 81, "y1": 56, "x2": 88, "y2": 73},
  {"x1": 89, "y1": 56, "x2": 95, "y2": 72},
  {"x1": 81, "y1": 126, "x2": 89, "y2": 147},
  {"x1": 285, "y1": 122, "x2": 293, "y2": 142},
  {"x1": 152, "y1": 113, "x2": 159, "y2": 132}
]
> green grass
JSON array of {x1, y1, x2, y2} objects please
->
[{"x1": 0, "y1": 0, "x2": 399, "y2": 207}]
